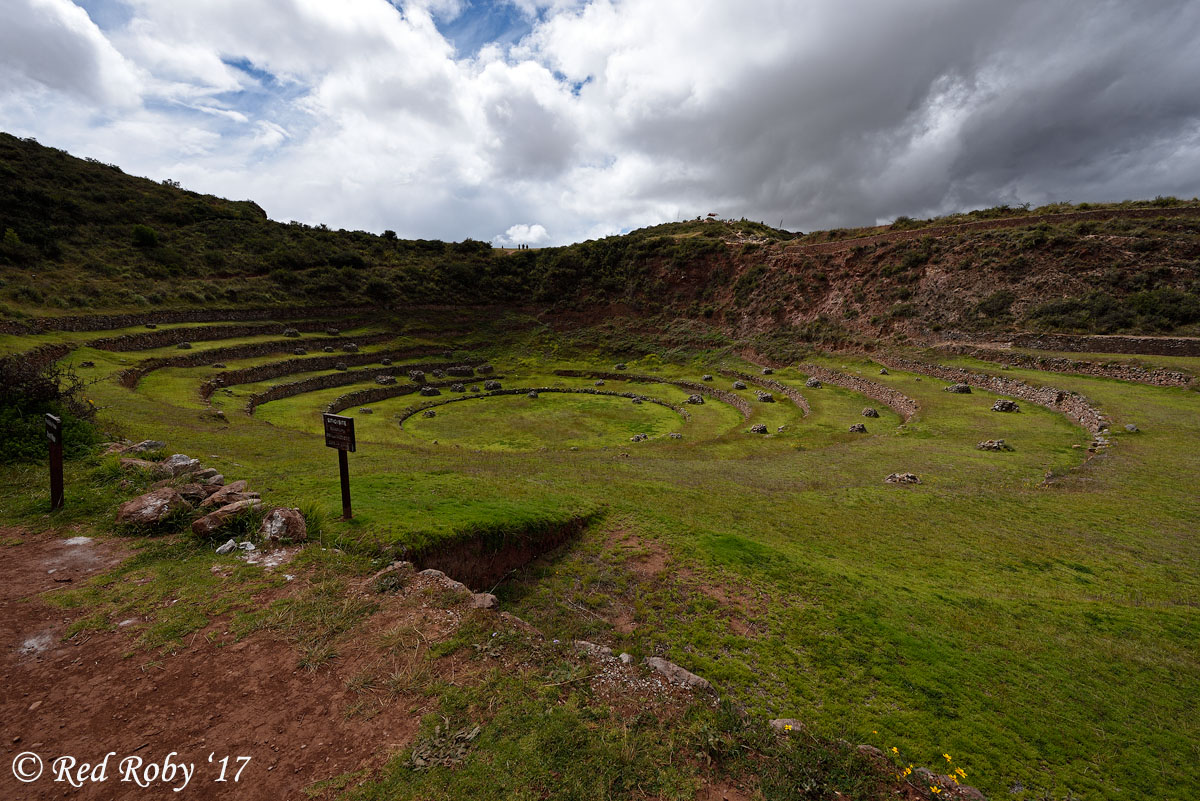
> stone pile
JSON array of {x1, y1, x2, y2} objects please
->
[
  {"x1": 615, "y1": 363, "x2": 627, "y2": 370},
  {"x1": 420, "y1": 386, "x2": 441, "y2": 396},
  {"x1": 761, "y1": 367, "x2": 774, "y2": 375},
  {"x1": 335, "y1": 362, "x2": 348, "y2": 371},
  {"x1": 992, "y1": 399, "x2": 1020, "y2": 412},
  {"x1": 879, "y1": 368, "x2": 888, "y2": 375},
  {"x1": 702, "y1": 374, "x2": 713, "y2": 381},
  {"x1": 755, "y1": 391, "x2": 775, "y2": 403},
  {"x1": 686, "y1": 394, "x2": 705, "y2": 405},
  {"x1": 343, "y1": 343, "x2": 358, "y2": 352},
  {"x1": 749, "y1": 424, "x2": 768, "y2": 434},
  {"x1": 527, "y1": 390, "x2": 539, "y2": 398},
  {"x1": 447, "y1": 366, "x2": 474, "y2": 377},
  {"x1": 477, "y1": 364, "x2": 495, "y2": 374},
  {"x1": 451, "y1": 383, "x2": 465, "y2": 393},
  {"x1": 484, "y1": 380, "x2": 501, "y2": 390},
  {"x1": 423, "y1": 409, "x2": 437, "y2": 418},
  {"x1": 862, "y1": 407, "x2": 879, "y2": 418},
  {"x1": 976, "y1": 439, "x2": 1013, "y2": 451},
  {"x1": 293, "y1": 347, "x2": 307, "y2": 355},
  {"x1": 326, "y1": 327, "x2": 339, "y2": 336},
  {"x1": 885, "y1": 472, "x2": 920, "y2": 484},
  {"x1": 177, "y1": 342, "x2": 192, "y2": 350},
  {"x1": 849, "y1": 423, "x2": 867, "y2": 433},
  {"x1": 732, "y1": 380, "x2": 747, "y2": 390},
  {"x1": 595, "y1": 379, "x2": 605, "y2": 386},
  {"x1": 283, "y1": 328, "x2": 300, "y2": 338},
  {"x1": 408, "y1": 369, "x2": 426, "y2": 384},
  {"x1": 359, "y1": 407, "x2": 373, "y2": 414},
  {"x1": 805, "y1": 377, "x2": 822, "y2": 388},
  {"x1": 432, "y1": 369, "x2": 446, "y2": 379},
  {"x1": 375, "y1": 375, "x2": 396, "y2": 385},
  {"x1": 944, "y1": 383, "x2": 972, "y2": 393},
  {"x1": 630, "y1": 433, "x2": 648, "y2": 442},
  {"x1": 323, "y1": 345, "x2": 334, "y2": 353}
]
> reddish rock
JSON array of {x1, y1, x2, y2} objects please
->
[
  {"x1": 191, "y1": 498, "x2": 262, "y2": 537},
  {"x1": 199, "y1": 480, "x2": 257, "y2": 508},
  {"x1": 118, "y1": 458, "x2": 170, "y2": 479},
  {"x1": 258, "y1": 507, "x2": 307, "y2": 544},
  {"x1": 115, "y1": 488, "x2": 191, "y2": 527}
]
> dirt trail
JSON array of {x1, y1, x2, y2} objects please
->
[{"x1": 0, "y1": 532, "x2": 420, "y2": 801}]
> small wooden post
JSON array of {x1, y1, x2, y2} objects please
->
[
  {"x1": 322, "y1": 413, "x2": 356, "y2": 520},
  {"x1": 46, "y1": 413, "x2": 64, "y2": 510},
  {"x1": 338, "y1": 448, "x2": 351, "y2": 520}
]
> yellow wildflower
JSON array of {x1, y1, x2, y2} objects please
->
[
  {"x1": 784, "y1": 724, "x2": 793, "y2": 731},
  {"x1": 891, "y1": 746, "x2": 898, "y2": 755},
  {"x1": 943, "y1": 753, "x2": 952, "y2": 762},
  {"x1": 955, "y1": 768, "x2": 967, "y2": 778},
  {"x1": 930, "y1": 787, "x2": 941, "y2": 795}
]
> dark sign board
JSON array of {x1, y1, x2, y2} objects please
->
[
  {"x1": 322, "y1": 413, "x2": 356, "y2": 452},
  {"x1": 45, "y1": 413, "x2": 62, "y2": 444}
]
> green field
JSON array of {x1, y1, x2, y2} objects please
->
[{"x1": 3, "y1": 318, "x2": 1199, "y2": 801}]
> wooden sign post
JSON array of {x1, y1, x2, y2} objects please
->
[
  {"x1": 45, "y1": 413, "x2": 64, "y2": 510},
  {"x1": 322, "y1": 413, "x2": 356, "y2": 520}
]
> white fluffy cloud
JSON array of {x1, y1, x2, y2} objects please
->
[{"x1": 2, "y1": 0, "x2": 1199, "y2": 244}]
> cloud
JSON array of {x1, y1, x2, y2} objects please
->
[
  {"x1": 494, "y1": 223, "x2": 550, "y2": 246},
  {"x1": 2, "y1": 0, "x2": 1199, "y2": 244}
]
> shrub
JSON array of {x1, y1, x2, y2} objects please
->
[
  {"x1": 0, "y1": 355, "x2": 99, "y2": 464},
  {"x1": 131, "y1": 224, "x2": 159, "y2": 248}
]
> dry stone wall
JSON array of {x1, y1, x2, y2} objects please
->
[
  {"x1": 0, "y1": 305, "x2": 373, "y2": 336},
  {"x1": 879, "y1": 356, "x2": 1108, "y2": 434},
  {"x1": 393, "y1": 386, "x2": 690, "y2": 427},
  {"x1": 553, "y1": 369, "x2": 752, "y2": 418},
  {"x1": 246, "y1": 362, "x2": 482, "y2": 414},
  {"x1": 797, "y1": 364, "x2": 919, "y2": 422},
  {"x1": 717, "y1": 368, "x2": 810, "y2": 414},
  {"x1": 1009, "y1": 333, "x2": 1200, "y2": 358},
  {"x1": 937, "y1": 344, "x2": 1194, "y2": 387},
  {"x1": 324, "y1": 375, "x2": 494, "y2": 414},
  {"x1": 90, "y1": 319, "x2": 354, "y2": 352}
]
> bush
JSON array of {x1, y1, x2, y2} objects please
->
[
  {"x1": 0, "y1": 355, "x2": 99, "y2": 464},
  {"x1": 131, "y1": 224, "x2": 159, "y2": 248}
]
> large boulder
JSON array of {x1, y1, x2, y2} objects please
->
[
  {"x1": 282, "y1": 328, "x2": 301, "y2": 338},
  {"x1": 191, "y1": 498, "x2": 262, "y2": 538},
  {"x1": 419, "y1": 386, "x2": 442, "y2": 397},
  {"x1": 258, "y1": 507, "x2": 307, "y2": 544},
  {"x1": 408, "y1": 370, "x2": 426, "y2": 384},
  {"x1": 732, "y1": 380, "x2": 747, "y2": 390},
  {"x1": 756, "y1": 391, "x2": 775, "y2": 403},
  {"x1": 116, "y1": 488, "x2": 191, "y2": 527}
]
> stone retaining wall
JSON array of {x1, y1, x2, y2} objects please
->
[
  {"x1": 116, "y1": 333, "x2": 398, "y2": 390},
  {"x1": 937, "y1": 345, "x2": 1194, "y2": 387},
  {"x1": 245, "y1": 362, "x2": 481, "y2": 414},
  {"x1": 553, "y1": 369, "x2": 752, "y2": 418},
  {"x1": 797, "y1": 364, "x2": 919, "y2": 422},
  {"x1": 878, "y1": 356, "x2": 1108, "y2": 434},
  {"x1": 717, "y1": 368, "x2": 811, "y2": 414},
  {"x1": 393, "y1": 386, "x2": 690, "y2": 427},
  {"x1": 8, "y1": 343, "x2": 73, "y2": 371},
  {"x1": 195, "y1": 343, "x2": 442, "y2": 398},
  {"x1": 90, "y1": 319, "x2": 359, "y2": 352},
  {"x1": 1010, "y1": 333, "x2": 1200, "y2": 357},
  {"x1": 0, "y1": 305, "x2": 373, "y2": 336}
]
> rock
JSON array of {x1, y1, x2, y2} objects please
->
[
  {"x1": 913, "y1": 768, "x2": 987, "y2": 801},
  {"x1": 203, "y1": 474, "x2": 225, "y2": 486},
  {"x1": 215, "y1": 539, "x2": 236, "y2": 555},
  {"x1": 862, "y1": 407, "x2": 879, "y2": 418},
  {"x1": 79, "y1": 360, "x2": 95, "y2": 368},
  {"x1": 161, "y1": 453, "x2": 200, "y2": 476},
  {"x1": 761, "y1": 367, "x2": 774, "y2": 375},
  {"x1": 258, "y1": 507, "x2": 307, "y2": 543},
  {"x1": 211, "y1": 363, "x2": 227, "y2": 369},
  {"x1": 805, "y1": 377, "x2": 822, "y2": 388},
  {"x1": 451, "y1": 383, "x2": 465, "y2": 392},
  {"x1": 191, "y1": 498, "x2": 263, "y2": 537},
  {"x1": 145, "y1": 323, "x2": 157, "y2": 329},
  {"x1": 857, "y1": 744, "x2": 884, "y2": 758},
  {"x1": 431, "y1": 369, "x2": 446, "y2": 379},
  {"x1": 193, "y1": 467, "x2": 220, "y2": 480},
  {"x1": 686, "y1": 394, "x2": 705, "y2": 404},
  {"x1": 992, "y1": 399, "x2": 1020, "y2": 412},
  {"x1": 282, "y1": 328, "x2": 300, "y2": 338},
  {"x1": 477, "y1": 364, "x2": 494, "y2": 374},
  {"x1": 408, "y1": 370, "x2": 426, "y2": 384},
  {"x1": 732, "y1": 380, "x2": 747, "y2": 390},
  {"x1": 879, "y1": 368, "x2": 889, "y2": 375},
  {"x1": 977, "y1": 439, "x2": 1013, "y2": 451},
  {"x1": 199, "y1": 480, "x2": 255, "y2": 508},
  {"x1": 418, "y1": 568, "x2": 470, "y2": 597},
  {"x1": 469, "y1": 386, "x2": 480, "y2": 392},
  {"x1": 631, "y1": 398, "x2": 643, "y2": 404},
  {"x1": 238, "y1": 541, "x2": 255, "y2": 552},
  {"x1": 176, "y1": 483, "x2": 215, "y2": 504},
  {"x1": 595, "y1": 379, "x2": 605, "y2": 386},
  {"x1": 769, "y1": 718, "x2": 803, "y2": 733},
  {"x1": 619, "y1": 652, "x2": 634, "y2": 664},
  {"x1": 115, "y1": 488, "x2": 191, "y2": 527},
  {"x1": 643, "y1": 656, "x2": 714, "y2": 693},
  {"x1": 118, "y1": 457, "x2": 168, "y2": 478},
  {"x1": 323, "y1": 346, "x2": 335, "y2": 353},
  {"x1": 1124, "y1": 423, "x2": 1139, "y2": 432},
  {"x1": 615, "y1": 363, "x2": 627, "y2": 370},
  {"x1": 575, "y1": 640, "x2": 614, "y2": 659},
  {"x1": 630, "y1": 433, "x2": 648, "y2": 442},
  {"x1": 326, "y1": 327, "x2": 340, "y2": 336},
  {"x1": 369, "y1": 561, "x2": 414, "y2": 593},
  {"x1": 471, "y1": 593, "x2": 499, "y2": 609},
  {"x1": 483, "y1": 380, "x2": 501, "y2": 391},
  {"x1": 128, "y1": 440, "x2": 166, "y2": 454},
  {"x1": 335, "y1": 362, "x2": 348, "y2": 371},
  {"x1": 380, "y1": 357, "x2": 393, "y2": 366},
  {"x1": 777, "y1": 425, "x2": 785, "y2": 432},
  {"x1": 750, "y1": 424, "x2": 768, "y2": 434},
  {"x1": 442, "y1": 350, "x2": 453, "y2": 358},
  {"x1": 420, "y1": 386, "x2": 441, "y2": 397},
  {"x1": 885, "y1": 472, "x2": 921, "y2": 484},
  {"x1": 527, "y1": 390, "x2": 539, "y2": 398},
  {"x1": 849, "y1": 423, "x2": 867, "y2": 433},
  {"x1": 669, "y1": 432, "x2": 683, "y2": 439},
  {"x1": 177, "y1": 342, "x2": 192, "y2": 350},
  {"x1": 944, "y1": 383, "x2": 972, "y2": 393},
  {"x1": 702, "y1": 374, "x2": 713, "y2": 381},
  {"x1": 422, "y1": 409, "x2": 436, "y2": 418},
  {"x1": 756, "y1": 391, "x2": 775, "y2": 403},
  {"x1": 447, "y1": 366, "x2": 474, "y2": 377},
  {"x1": 374, "y1": 375, "x2": 396, "y2": 385}
]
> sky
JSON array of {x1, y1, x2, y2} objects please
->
[{"x1": 1, "y1": 1, "x2": 1199, "y2": 246}]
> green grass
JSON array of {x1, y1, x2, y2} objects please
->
[{"x1": 2, "y1": 326, "x2": 1199, "y2": 800}]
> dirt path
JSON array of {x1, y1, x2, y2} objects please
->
[{"x1": 0, "y1": 532, "x2": 419, "y2": 800}]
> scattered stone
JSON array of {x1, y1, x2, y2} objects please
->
[
  {"x1": 885, "y1": 472, "x2": 920, "y2": 484},
  {"x1": 750, "y1": 424, "x2": 768, "y2": 434},
  {"x1": 471, "y1": 593, "x2": 499, "y2": 610},
  {"x1": 128, "y1": 440, "x2": 166, "y2": 454},
  {"x1": 282, "y1": 328, "x2": 300, "y2": 338},
  {"x1": 191, "y1": 498, "x2": 263, "y2": 538},
  {"x1": 619, "y1": 652, "x2": 634, "y2": 664},
  {"x1": 669, "y1": 432, "x2": 683, "y2": 439},
  {"x1": 359, "y1": 407, "x2": 373, "y2": 414},
  {"x1": 595, "y1": 379, "x2": 605, "y2": 386},
  {"x1": 211, "y1": 363, "x2": 226, "y2": 369},
  {"x1": 422, "y1": 409, "x2": 437, "y2": 418},
  {"x1": 381, "y1": 357, "x2": 393, "y2": 366},
  {"x1": 408, "y1": 370, "x2": 426, "y2": 384},
  {"x1": 630, "y1": 433, "x2": 648, "y2": 442},
  {"x1": 176, "y1": 342, "x2": 192, "y2": 350},
  {"x1": 643, "y1": 656, "x2": 714, "y2": 693},
  {"x1": 193, "y1": 467, "x2": 220, "y2": 481},
  {"x1": 259, "y1": 507, "x2": 307, "y2": 543},
  {"x1": 343, "y1": 343, "x2": 359, "y2": 353},
  {"x1": 79, "y1": 360, "x2": 95, "y2": 368},
  {"x1": 326, "y1": 327, "x2": 340, "y2": 336},
  {"x1": 769, "y1": 718, "x2": 803, "y2": 733},
  {"x1": 944, "y1": 383, "x2": 972, "y2": 393},
  {"x1": 145, "y1": 323, "x2": 157, "y2": 329},
  {"x1": 483, "y1": 380, "x2": 501, "y2": 391},
  {"x1": 369, "y1": 561, "x2": 414, "y2": 593},
  {"x1": 702, "y1": 374, "x2": 713, "y2": 381},
  {"x1": 756, "y1": 391, "x2": 775, "y2": 403},
  {"x1": 732, "y1": 380, "x2": 747, "y2": 390},
  {"x1": 879, "y1": 368, "x2": 889, "y2": 375},
  {"x1": 469, "y1": 386, "x2": 480, "y2": 392},
  {"x1": 861, "y1": 407, "x2": 879, "y2": 418},
  {"x1": 527, "y1": 390, "x2": 539, "y2": 398},
  {"x1": 420, "y1": 386, "x2": 442, "y2": 397},
  {"x1": 451, "y1": 383, "x2": 465, "y2": 393},
  {"x1": 162, "y1": 453, "x2": 200, "y2": 476},
  {"x1": 199, "y1": 480, "x2": 257, "y2": 509},
  {"x1": 615, "y1": 363, "x2": 627, "y2": 370},
  {"x1": 432, "y1": 369, "x2": 446, "y2": 379},
  {"x1": 293, "y1": 347, "x2": 307, "y2": 355},
  {"x1": 849, "y1": 423, "x2": 867, "y2": 433},
  {"x1": 977, "y1": 439, "x2": 1013, "y2": 451},
  {"x1": 477, "y1": 364, "x2": 494, "y2": 374},
  {"x1": 374, "y1": 375, "x2": 396, "y2": 385},
  {"x1": 418, "y1": 568, "x2": 470, "y2": 597},
  {"x1": 203, "y1": 474, "x2": 225, "y2": 486},
  {"x1": 686, "y1": 394, "x2": 705, "y2": 405},
  {"x1": 115, "y1": 488, "x2": 191, "y2": 527},
  {"x1": 215, "y1": 539, "x2": 236, "y2": 555},
  {"x1": 238, "y1": 541, "x2": 256, "y2": 552},
  {"x1": 761, "y1": 367, "x2": 774, "y2": 375},
  {"x1": 176, "y1": 483, "x2": 215, "y2": 504},
  {"x1": 992, "y1": 399, "x2": 1020, "y2": 412},
  {"x1": 805, "y1": 377, "x2": 822, "y2": 388},
  {"x1": 575, "y1": 640, "x2": 614, "y2": 659},
  {"x1": 1124, "y1": 423, "x2": 1139, "y2": 432},
  {"x1": 323, "y1": 346, "x2": 335, "y2": 353}
]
